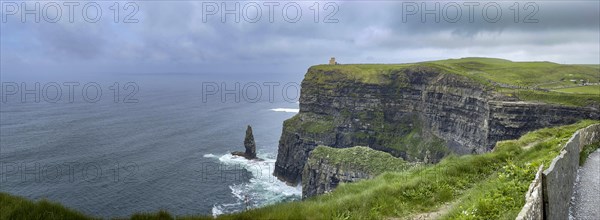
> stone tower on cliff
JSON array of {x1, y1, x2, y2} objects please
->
[{"x1": 329, "y1": 57, "x2": 337, "y2": 65}]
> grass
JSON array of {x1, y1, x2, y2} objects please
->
[
  {"x1": 2, "y1": 121, "x2": 598, "y2": 219},
  {"x1": 430, "y1": 58, "x2": 599, "y2": 88},
  {"x1": 0, "y1": 193, "x2": 214, "y2": 220},
  {"x1": 441, "y1": 122, "x2": 599, "y2": 219},
  {"x1": 126, "y1": 211, "x2": 213, "y2": 220},
  {"x1": 579, "y1": 142, "x2": 600, "y2": 166},
  {"x1": 502, "y1": 89, "x2": 600, "y2": 107},
  {"x1": 554, "y1": 85, "x2": 600, "y2": 95},
  {"x1": 307, "y1": 146, "x2": 411, "y2": 175},
  {"x1": 283, "y1": 113, "x2": 335, "y2": 134},
  {"x1": 0, "y1": 192, "x2": 93, "y2": 220},
  {"x1": 310, "y1": 57, "x2": 600, "y2": 89},
  {"x1": 307, "y1": 57, "x2": 600, "y2": 107},
  {"x1": 307, "y1": 63, "x2": 412, "y2": 85},
  {"x1": 575, "y1": 64, "x2": 600, "y2": 70}
]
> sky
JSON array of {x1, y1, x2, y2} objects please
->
[{"x1": 1, "y1": 0, "x2": 599, "y2": 78}]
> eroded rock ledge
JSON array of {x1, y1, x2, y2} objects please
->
[{"x1": 302, "y1": 146, "x2": 409, "y2": 199}]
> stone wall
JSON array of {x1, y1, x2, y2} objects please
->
[
  {"x1": 542, "y1": 131, "x2": 581, "y2": 220},
  {"x1": 542, "y1": 124, "x2": 600, "y2": 220},
  {"x1": 579, "y1": 124, "x2": 600, "y2": 148},
  {"x1": 516, "y1": 165, "x2": 544, "y2": 220},
  {"x1": 517, "y1": 124, "x2": 600, "y2": 220}
]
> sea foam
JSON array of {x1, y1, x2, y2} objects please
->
[
  {"x1": 270, "y1": 108, "x2": 299, "y2": 113},
  {"x1": 204, "y1": 152, "x2": 301, "y2": 216}
]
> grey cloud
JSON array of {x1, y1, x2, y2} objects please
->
[
  {"x1": 1, "y1": 0, "x2": 598, "y2": 77},
  {"x1": 36, "y1": 23, "x2": 107, "y2": 60},
  {"x1": 385, "y1": 1, "x2": 599, "y2": 36}
]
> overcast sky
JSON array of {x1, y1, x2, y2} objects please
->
[{"x1": 1, "y1": 0, "x2": 599, "y2": 78}]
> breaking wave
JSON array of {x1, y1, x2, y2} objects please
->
[
  {"x1": 270, "y1": 108, "x2": 299, "y2": 113},
  {"x1": 203, "y1": 152, "x2": 301, "y2": 217}
]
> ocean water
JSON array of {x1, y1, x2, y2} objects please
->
[{"x1": 0, "y1": 74, "x2": 302, "y2": 218}]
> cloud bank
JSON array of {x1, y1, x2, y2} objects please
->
[{"x1": 1, "y1": 1, "x2": 598, "y2": 77}]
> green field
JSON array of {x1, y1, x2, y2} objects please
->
[
  {"x1": 309, "y1": 58, "x2": 600, "y2": 107},
  {"x1": 308, "y1": 146, "x2": 411, "y2": 175},
  {"x1": 554, "y1": 85, "x2": 600, "y2": 95},
  {"x1": 575, "y1": 64, "x2": 600, "y2": 70},
  {"x1": 311, "y1": 57, "x2": 600, "y2": 88},
  {"x1": 429, "y1": 58, "x2": 599, "y2": 88}
]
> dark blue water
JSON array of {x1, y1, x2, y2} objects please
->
[{"x1": 0, "y1": 74, "x2": 302, "y2": 218}]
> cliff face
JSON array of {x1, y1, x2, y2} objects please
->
[
  {"x1": 302, "y1": 157, "x2": 372, "y2": 199},
  {"x1": 302, "y1": 146, "x2": 409, "y2": 199},
  {"x1": 274, "y1": 65, "x2": 599, "y2": 185},
  {"x1": 487, "y1": 102, "x2": 598, "y2": 145}
]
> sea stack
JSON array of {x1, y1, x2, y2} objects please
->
[{"x1": 232, "y1": 125, "x2": 257, "y2": 159}]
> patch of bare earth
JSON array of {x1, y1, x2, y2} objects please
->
[{"x1": 387, "y1": 201, "x2": 458, "y2": 220}]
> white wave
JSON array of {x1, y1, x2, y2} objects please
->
[
  {"x1": 211, "y1": 205, "x2": 223, "y2": 218},
  {"x1": 270, "y1": 108, "x2": 299, "y2": 113},
  {"x1": 203, "y1": 153, "x2": 216, "y2": 158},
  {"x1": 209, "y1": 152, "x2": 301, "y2": 216}
]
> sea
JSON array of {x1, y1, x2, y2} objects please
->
[{"x1": 0, "y1": 72, "x2": 303, "y2": 218}]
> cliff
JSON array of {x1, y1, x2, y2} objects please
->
[
  {"x1": 302, "y1": 146, "x2": 409, "y2": 198},
  {"x1": 274, "y1": 59, "x2": 600, "y2": 185}
]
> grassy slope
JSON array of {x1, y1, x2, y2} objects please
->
[
  {"x1": 429, "y1": 58, "x2": 599, "y2": 88},
  {"x1": 309, "y1": 57, "x2": 600, "y2": 107},
  {"x1": 283, "y1": 113, "x2": 335, "y2": 134},
  {"x1": 0, "y1": 193, "x2": 93, "y2": 220},
  {"x1": 308, "y1": 146, "x2": 411, "y2": 175},
  {"x1": 441, "y1": 121, "x2": 596, "y2": 219},
  {"x1": 1, "y1": 121, "x2": 598, "y2": 220},
  {"x1": 554, "y1": 85, "x2": 600, "y2": 95},
  {"x1": 0, "y1": 193, "x2": 212, "y2": 220}
]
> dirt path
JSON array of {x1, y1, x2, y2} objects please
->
[
  {"x1": 408, "y1": 203, "x2": 454, "y2": 220},
  {"x1": 522, "y1": 138, "x2": 551, "y2": 150},
  {"x1": 397, "y1": 200, "x2": 458, "y2": 220}
]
